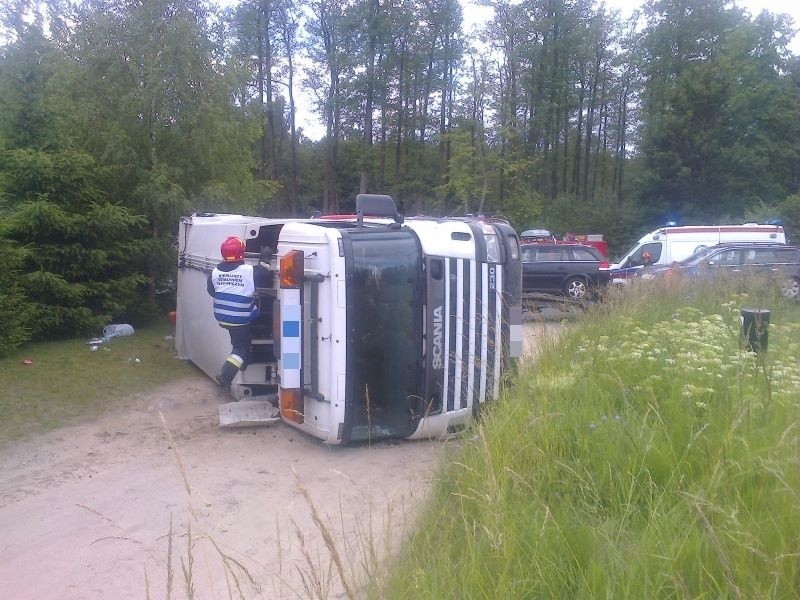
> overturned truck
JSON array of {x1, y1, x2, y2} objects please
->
[{"x1": 176, "y1": 195, "x2": 522, "y2": 444}]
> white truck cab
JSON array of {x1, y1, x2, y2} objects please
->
[
  {"x1": 176, "y1": 195, "x2": 523, "y2": 444},
  {"x1": 611, "y1": 224, "x2": 786, "y2": 284}
]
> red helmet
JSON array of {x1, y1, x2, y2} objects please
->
[{"x1": 220, "y1": 236, "x2": 245, "y2": 262}]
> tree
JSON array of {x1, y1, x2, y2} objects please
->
[
  {"x1": 0, "y1": 228, "x2": 30, "y2": 354},
  {"x1": 279, "y1": 0, "x2": 301, "y2": 212},
  {"x1": 0, "y1": 25, "x2": 60, "y2": 149},
  {"x1": 1, "y1": 149, "x2": 146, "y2": 338},
  {"x1": 637, "y1": 0, "x2": 799, "y2": 221},
  {"x1": 305, "y1": 0, "x2": 350, "y2": 212},
  {"x1": 223, "y1": 0, "x2": 303, "y2": 213},
  {"x1": 54, "y1": 0, "x2": 268, "y2": 300}
]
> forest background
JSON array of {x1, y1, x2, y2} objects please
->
[{"x1": 0, "y1": 0, "x2": 798, "y2": 352}]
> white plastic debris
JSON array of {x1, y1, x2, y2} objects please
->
[{"x1": 103, "y1": 324, "x2": 135, "y2": 341}]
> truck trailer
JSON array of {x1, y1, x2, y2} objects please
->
[{"x1": 176, "y1": 195, "x2": 523, "y2": 444}]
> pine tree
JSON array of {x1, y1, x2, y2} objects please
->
[{"x1": 1, "y1": 149, "x2": 146, "y2": 339}]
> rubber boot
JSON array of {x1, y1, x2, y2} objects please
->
[{"x1": 216, "y1": 361, "x2": 239, "y2": 387}]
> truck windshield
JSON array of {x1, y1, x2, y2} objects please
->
[{"x1": 346, "y1": 231, "x2": 423, "y2": 440}]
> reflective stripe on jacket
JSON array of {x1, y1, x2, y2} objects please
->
[{"x1": 210, "y1": 264, "x2": 259, "y2": 326}]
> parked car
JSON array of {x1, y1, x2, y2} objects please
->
[
  {"x1": 521, "y1": 243, "x2": 610, "y2": 300},
  {"x1": 640, "y1": 242, "x2": 800, "y2": 298}
]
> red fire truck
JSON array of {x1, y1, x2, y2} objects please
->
[{"x1": 519, "y1": 229, "x2": 609, "y2": 260}]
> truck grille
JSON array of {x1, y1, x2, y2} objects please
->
[{"x1": 425, "y1": 257, "x2": 505, "y2": 415}]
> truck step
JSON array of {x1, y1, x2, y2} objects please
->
[
  {"x1": 219, "y1": 400, "x2": 280, "y2": 427},
  {"x1": 239, "y1": 362, "x2": 277, "y2": 384}
]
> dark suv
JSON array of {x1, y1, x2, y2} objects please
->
[
  {"x1": 521, "y1": 243, "x2": 610, "y2": 300},
  {"x1": 641, "y1": 242, "x2": 800, "y2": 297}
]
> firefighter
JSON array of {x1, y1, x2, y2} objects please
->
[{"x1": 207, "y1": 237, "x2": 273, "y2": 387}]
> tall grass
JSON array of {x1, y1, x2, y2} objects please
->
[{"x1": 372, "y1": 275, "x2": 800, "y2": 598}]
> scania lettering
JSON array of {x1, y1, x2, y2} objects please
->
[
  {"x1": 176, "y1": 195, "x2": 522, "y2": 444},
  {"x1": 431, "y1": 305, "x2": 444, "y2": 370}
]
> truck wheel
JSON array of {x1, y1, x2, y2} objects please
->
[
  {"x1": 781, "y1": 277, "x2": 800, "y2": 299},
  {"x1": 563, "y1": 277, "x2": 588, "y2": 300}
]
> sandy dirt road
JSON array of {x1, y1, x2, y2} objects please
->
[{"x1": 0, "y1": 320, "x2": 562, "y2": 600}]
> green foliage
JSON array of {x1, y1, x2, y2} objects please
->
[
  {"x1": 744, "y1": 196, "x2": 800, "y2": 245},
  {"x1": 639, "y1": 0, "x2": 800, "y2": 221},
  {"x1": 434, "y1": 126, "x2": 484, "y2": 214},
  {"x1": 743, "y1": 199, "x2": 781, "y2": 224},
  {"x1": 491, "y1": 154, "x2": 544, "y2": 227},
  {"x1": 0, "y1": 27, "x2": 63, "y2": 149},
  {"x1": 375, "y1": 279, "x2": 800, "y2": 598},
  {"x1": 777, "y1": 194, "x2": 800, "y2": 244},
  {"x1": 61, "y1": 8, "x2": 264, "y2": 193},
  {"x1": 44, "y1": 0, "x2": 272, "y2": 315},
  {"x1": 193, "y1": 178, "x2": 281, "y2": 216},
  {"x1": 131, "y1": 165, "x2": 189, "y2": 234},
  {"x1": 527, "y1": 194, "x2": 645, "y2": 259},
  {"x1": 0, "y1": 231, "x2": 30, "y2": 356},
  {"x1": 1, "y1": 148, "x2": 146, "y2": 339}
]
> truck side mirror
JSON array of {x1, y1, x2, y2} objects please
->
[{"x1": 356, "y1": 194, "x2": 404, "y2": 224}]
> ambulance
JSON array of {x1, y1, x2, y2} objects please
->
[
  {"x1": 176, "y1": 195, "x2": 523, "y2": 444},
  {"x1": 611, "y1": 224, "x2": 786, "y2": 284}
]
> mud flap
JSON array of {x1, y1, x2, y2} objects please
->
[{"x1": 218, "y1": 400, "x2": 281, "y2": 428}]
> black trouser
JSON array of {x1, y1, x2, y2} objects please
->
[{"x1": 218, "y1": 323, "x2": 252, "y2": 385}]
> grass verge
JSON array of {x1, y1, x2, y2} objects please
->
[
  {"x1": 371, "y1": 275, "x2": 800, "y2": 598},
  {"x1": 0, "y1": 322, "x2": 195, "y2": 448}
]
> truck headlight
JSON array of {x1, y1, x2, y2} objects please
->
[
  {"x1": 484, "y1": 233, "x2": 500, "y2": 262},
  {"x1": 477, "y1": 221, "x2": 501, "y2": 262}
]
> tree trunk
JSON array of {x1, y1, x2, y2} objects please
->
[
  {"x1": 360, "y1": 0, "x2": 379, "y2": 194},
  {"x1": 257, "y1": 6, "x2": 268, "y2": 181},
  {"x1": 282, "y1": 15, "x2": 298, "y2": 214}
]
